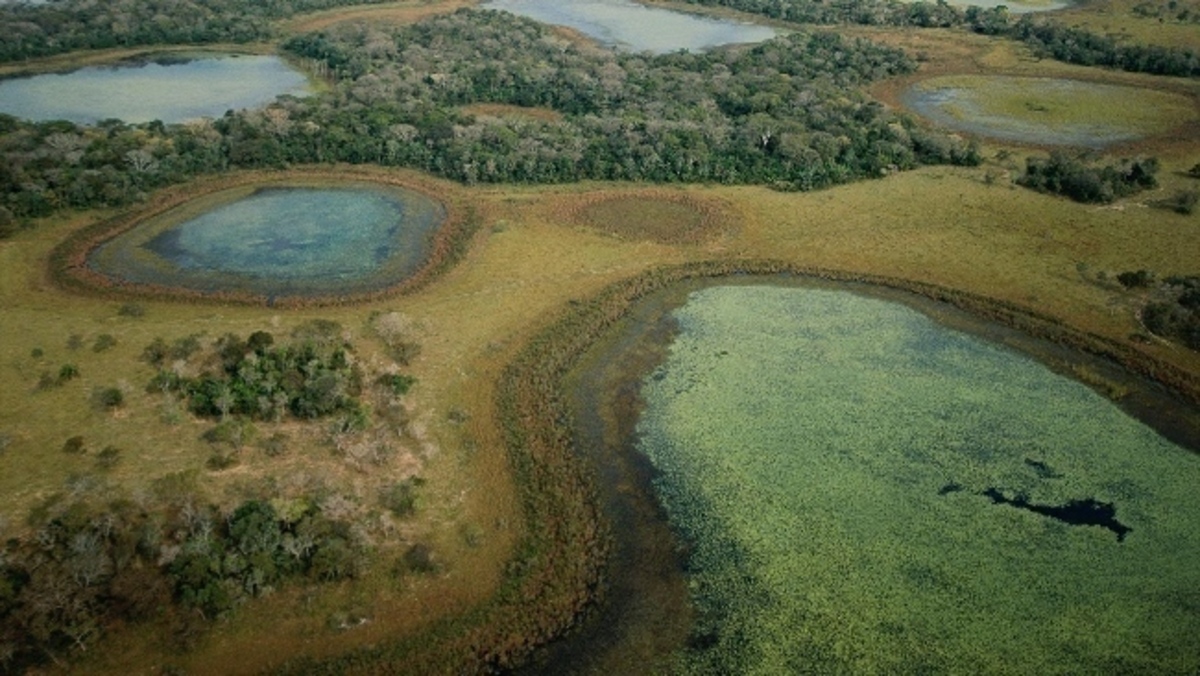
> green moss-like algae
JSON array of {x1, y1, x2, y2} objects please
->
[{"x1": 637, "y1": 285, "x2": 1200, "y2": 674}]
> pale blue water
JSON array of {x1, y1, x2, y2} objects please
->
[
  {"x1": 637, "y1": 285, "x2": 1200, "y2": 674},
  {"x1": 0, "y1": 53, "x2": 311, "y2": 124},
  {"x1": 481, "y1": 0, "x2": 777, "y2": 53},
  {"x1": 87, "y1": 186, "x2": 445, "y2": 298}
]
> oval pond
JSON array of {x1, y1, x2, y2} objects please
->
[
  {"x1": 86, "y1": 183, "x2": 446, "y2": 299},
  {"x1": 901, "y1": 75, "x2": 1197, "y2": 147},
  {"x1": 481, "y1": 0, "x2": 778, "y2": 54},
  {"x1": 0, "y1": 53, "x2": 311, "y2": 124},
  {"x1": 608, "y1": 284, "x2": 1199, "y2": 673}
]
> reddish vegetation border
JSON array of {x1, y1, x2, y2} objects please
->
[{"x1": 47, "y1": 166, "x2": 477, "y2": 309}]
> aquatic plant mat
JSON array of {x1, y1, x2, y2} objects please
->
[
  {"x1": 635, "y1": 284, "x2": 1200, "y2": 673},
  {"x1": 486, "y1": 260, "x2": 1200, "y2": 673}
]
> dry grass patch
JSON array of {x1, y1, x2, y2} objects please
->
[{"x1": 556, "y1": 189, "x2": 737, "y2": 245}]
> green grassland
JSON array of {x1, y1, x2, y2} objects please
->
[{"x1": 0, "y1": 0, "x2": 1198, "y2": 672}]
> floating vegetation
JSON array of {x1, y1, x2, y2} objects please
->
[{"x1": 636, "y1": 285, "x2": 1200, "y2": 673}]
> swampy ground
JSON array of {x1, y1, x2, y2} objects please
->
[{"x1": 0, "y1": 0, "x2": 1197, "y2": 672}]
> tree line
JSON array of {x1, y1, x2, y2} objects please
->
[
  {"x1": 1, "y1": 9, "x2": 980, "y2": 230},
  {"x1": 0, "y1": 0, "x2": 392, "y2": 63},
  {"x1": 677, "y1": 0, "x2": 1200, "y2": 78}
]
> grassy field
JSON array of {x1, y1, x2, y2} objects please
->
[{"x1": 1, "y1": 0, "x2": 1199, "y2": 672}]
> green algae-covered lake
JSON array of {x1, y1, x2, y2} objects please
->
[{"x1": 625, "y1": 284, "x2": 1200, "y2": 674}]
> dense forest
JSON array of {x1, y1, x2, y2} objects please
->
[
  {"x1": 0, "y1": 0, "x2": 392, "y2": 62},
  {"x1": 0, "y1": 9, "x2": 981, "y2": 229}
]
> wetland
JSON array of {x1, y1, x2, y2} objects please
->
[
  {"x1": 561, "y1": 277, "x2": 1200, "y2": 674},
  {"x1": 82, "y1": 180, "x2": 446, "y2": 300},
  {"x1": 901, "y1": 75, "x2": 1198, "y2": 147}
]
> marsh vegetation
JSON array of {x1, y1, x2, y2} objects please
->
[{"x1": 0, "y1": 0, "x2": 1197, "y2": 672}]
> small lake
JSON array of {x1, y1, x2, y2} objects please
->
[
  {"x1": 0, "y1": 53, "x2": 311, "y2": 124},
  {"x1": 86, "y1": 183, "x2": 445, "y2": 299},
  {"x1": 564, "y1": 281, "x2": 1200, "y2": 673},
  {"x1": 481, "y1": 0, "x2": 777, "y2": 53},
  {"x1": 900, "y1": 76, "x2": 1196, "y2": 148}
]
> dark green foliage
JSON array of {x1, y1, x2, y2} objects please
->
[
  {"x1": 58, "y1": 364, "x2": 79, "y2": 382},
  {"x1": 402, "y1": 543, "x2": 436, "y2": 574},
  {"x1": 1189, "y1": 163, "x2": 1200, "y2": 178},
  {"x1": 92, "y1": 386, "x2": 124, "y2": 410},
  {"x1": 1117, "y1": 269, "x2": 1156, "y2": 289},
  {"x1": 204, "y1": 451, "x2": 239, "y2": 471},
  {"x1": 0, "y1": 204, "x2": 17, "y2": 238},
  {"x1": 148, "y1": 331, "x2": 373, "y2": 424},
  {"x1": 91, "y1": 334, "x2": 117, "y2": 353},
  {"x1": 62, "y1": 435, "x2": 85, "y2": 454},
  {"x1": 1142, "y1": 275, "x2": 1200, "y2": 350},
  {"x1": 95, "y1": 446, "x2": 121, "y2": 470},
  {"x1": 380, "y1": 477, "x2": 425, "y2": 517},
  {"x1": 29, "y1": 347, "x2": 42, "y2": 359},
  {"x1": 141, "y1": 338, "x2": 169, "y2": 367},
  {"x1": 377, "y1": 373, "x2": 416, "y2": 396},
  {"x1": 1153, "y1": 189, "x2": 1199, "y2": 215},
  {"x1": 1017, "y1": 153, "x2": 1158, "y2": 203}
]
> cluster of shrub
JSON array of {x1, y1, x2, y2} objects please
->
[
  {"x1": 1016, "y1": 153, "x2": 1159, "y2": 204},
  {"x1": 1, "y1": 10, "x2": 980, "y2": 229},
  {"x1": 0, "y1": 493, "x2": 367, "y2": 672},
  {"x1": 1119, "y1": 271, "x2": 1200, "y2": 350},
  {"x1": 144, "y1": 326, "x2": 364, "y2": 424}
]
